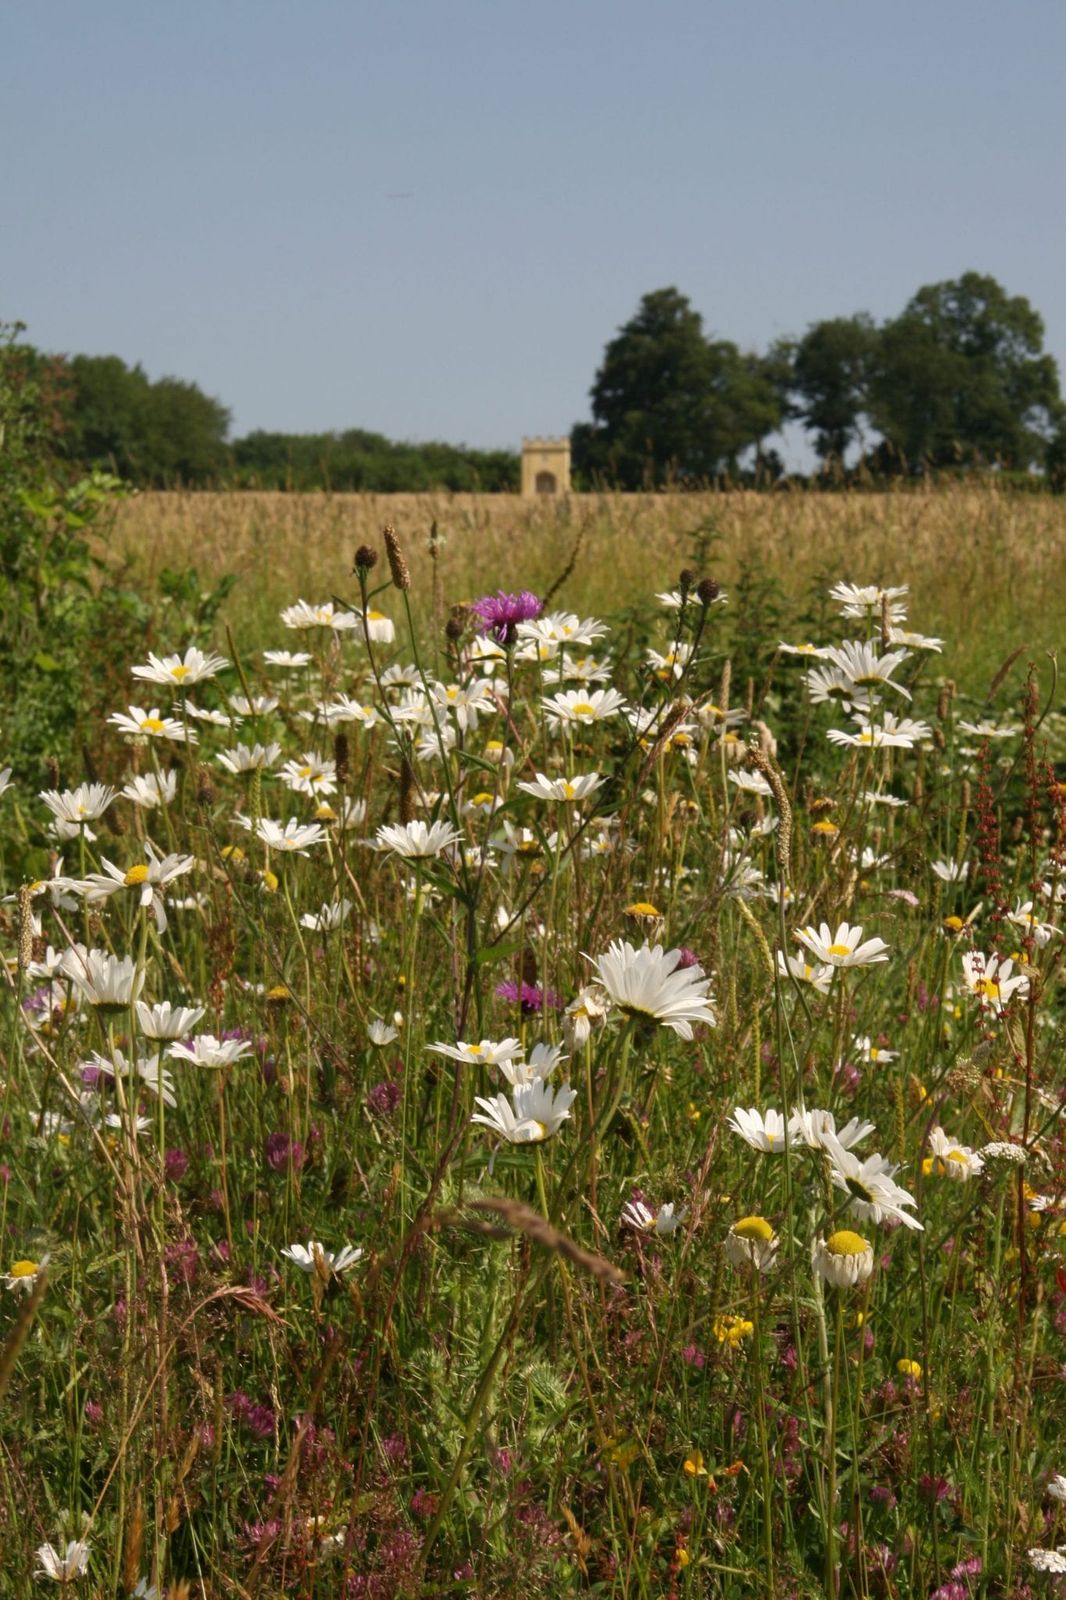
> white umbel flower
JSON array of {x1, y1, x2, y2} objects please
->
[
  {"x1": 794, "y1": 921, "x2": 890, "y2": 969},
  {"x1": 471, "y1": 1080, "x2": 577, "y2": 1143},
  {"x1": 1028, "y1": 1548, "x2": 1066, "y2": 1574},
  {"x1": 590, "y1": 941, "x2": 716, "y2": 1039}
]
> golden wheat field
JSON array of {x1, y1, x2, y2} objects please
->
[{"x1": 109, "y1": 486, "x2": 1066, "y2": 692}]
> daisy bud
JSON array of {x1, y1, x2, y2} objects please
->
[{"x1": 383, "y1": 525, "x2": 411, "y2": 591}]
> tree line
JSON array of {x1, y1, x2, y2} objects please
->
[
  {"x1": 4, "y1": 270, "x2": 1064, "y2": 490},
  {"x1": 575, "y1": 274, "x2": 1065, "y2": 487}
]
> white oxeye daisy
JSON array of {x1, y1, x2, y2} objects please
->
[
  {"x1": 135, "y1": 1000, "x2": 206, "y2": 1040},
  {"x1": 254, "y1": 818, "x2": 328, "y2": 854},
  {"x1": 299, "y1": 900, "x2": 353, "y2": 932},
  {"x1": 82, "y1": 841, "x2": 196, "y2": 932},
  {"x1": 39, "y1": 782, "x2": 117, "y2": 827},
  {"x1": 925, "y1": 1126, "x2": 984, "y2": 1181},
  {"x1": 590, "y1": 941, "x2": 716, "y2": 1039},
  {"x1": 64, "y1": 950, "x2": 145, "y2": 1011},
  {"x1": 132, "y1": 647, "x2": 229, "y2": 687},
  {"x1": 931, "y1": 858, "x2": 968, "y2": 882},
  {"x1": 229, "y1": 694, "x2": 279, "y2": 717},
  {"x1": 822, "y1": 1136, "x2": 923, "y2": 1230},
  {"x1": 812, "y1": 1230, "x2": 875, "y2": 1288},
  {"x1": 122, "y1": 771, "x2": 178, "y2": 809},
  {"x1": 724, "y1": 1215, "x2": 779, "y2": 1272},
  {"x1": 280, "y1": 599, "x2": 359, "y2": 631},
  {"x1": 563, "y1": 985, "x2": 608, "y2": 1049},
  {"x1": 368, "y1": 1018, "x2": 399, "y2": 1047},
  {"x1": 263, "y1": 649, "x2": 312, "y2": 669},
  {"x1": 471, "y1": 1080, "x2": 577, "y2": 1144},
  {"x1": 375, "y1": 820, "x2": 462, "y2": 859},
  {"x1": 216, "y1": 742, "x2": 282, "y2": 774},
  {"x1": 496, "y1": 1041, "x2": 567, "y2": 1087},
  {"x1": 960, "y1": 950, "x2": 1029, "y2": 1012},
  {"x1": 541, "y1": 687, "x2": 627, "y2": 730},
  {"x1": 281, "y1": 1241, "x2": 363, "y2": 1278},
  {"x1": 1047, "y1": 1475, "x2": 1066, "y2": 1504},
  {"x1": 35, "y1": 1539, "x2": 92, "y2": 1581},
  {"x1": 1007, "y1": 901, "x2": 1059, "y2": 948},
  {"x1": 829, "y1": 581, "x2": 909, "y2": 623},
  {"x1": 852, "y1": 1035, "x2": 898, "y2": 1064},
  {"x1": 516, "y1": 772, "x2": 603, "y2": 803},
  {"x1": 958, "y1": 719, "x2": 1018, "y2": 740},
  {"x1": 776, "y1": 951, "x2": 835, "y2": 994},
  {"x1": 788, "y1": 1109, "x2": 875, "y2": 1152},
  {"x1": 91, "y1": 1049, "x2": 176, "y2": 1107},
  {"x1": 167, "y1": 1034, "x2": 254, "y2": 1068},
  {"x1": 363, "y1": 609, "x2": 395, "y2": 643},
  {"x1": 794, "y1": 921, "x2": 890, "y2": 969},
  {"x1": 427, "y1": 1037, "x2": 524, "y2": 1068},
  {"x1": 3, "y1": 1258, "x2": 43, "y2": 1294},
  {"x1": 107, "y1": 706, "x2": 194, "y2": 743},
  {"x1": 728, "y1": 1107, "x2": 788, "y2": 1152},
  {"x1": 621, "y1": 1199, "x2": 689, "y2": 1236},
  {"x1": 280, "y1": 752, "x2": 337, "y2": 797}
]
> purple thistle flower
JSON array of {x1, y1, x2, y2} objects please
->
[
  {"x1": 469, "y1": 589, "x2": 543, "y2": 646},
  {"x1": 494, "y1": 979, "x2": 563, "y2": 1013}
]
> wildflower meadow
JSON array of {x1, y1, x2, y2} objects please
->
[{"x1": 3, "y1": 520, "x2": 1066, "y2": 1598}]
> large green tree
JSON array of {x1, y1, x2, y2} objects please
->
[
  {"x1": 867, "y1": 273, "x2": 1061, "y2": 470},
  {"x1": 571, "y1": 288, "x2": 784, "y2": 487},
  {"x1": 61, "y1": 354, "x2": 230, "y2": 483},
  {"x1": 789, "y1": 315, "x2": 879, "y2": 467}
]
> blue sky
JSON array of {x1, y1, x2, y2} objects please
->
[{"x1": 4, "y1": 0, "x2": 1064, "y2": 461}]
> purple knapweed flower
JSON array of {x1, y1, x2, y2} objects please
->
[
  {"x1": 469, "y1": 589, "x2": 543, "y2": 647},
  {"x1": 495, "y1": 979, "x2": 563, "y2": 1013}
]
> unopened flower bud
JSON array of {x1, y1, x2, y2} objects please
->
[
  {"x1": 354, "y1": 545, "x2": 379, "y2": 573},
  {"x1": 696, "y1": 578, "x2": 720, "y2": 606}
]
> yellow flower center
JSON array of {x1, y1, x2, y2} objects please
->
[
  {"x1": 462, "y1": 1044, "x2": 484, "y2": 1058},
  {"x1": 471, "y1": 792, "x2": 494, "y2": 807},
  {"x1": 733, "y1": 1215, "x2": 774, "y2": 1242},
  {"x1": 826, "y1": 1229, "x2": 870, "y2": 1257},
  {"x1": 943, "y1": 915, "x2": 964, "y2": 931},
  {"x1": 368, "y1": 610, "x2": 384, "y2": 622},
  {"x1": 562, "y1": 781, "x2": 576, "y2": 799},
  {"x1": 828, "y1": 943, "x2": 853, "y2": 957},
  {"x1": 8, "y1": 1259, "x2": 39, "y2": 1278},
  {"x1": 141, "y1": 717, "x2": 165, "y2": 734},
  {"x1": 259, "y1": 869, "x2": 279, "y2": 893},
  {"x1": 124, "y1": 864, "x2": 150, "y2": 886},
  {"x1": 813, "y1": 820, "x2": 839, "y2": 836},
  {"x1": 169, "y1": 664, "x2": 190, "y2": 680},
  {"x1": 975, "y1": 978, "x2": 1000, "y2": 1000},
  {"x1": 572, "y1": 702, "x2": 595, "y2": 717},
  {"x1": 625, "y1": 902, "x2": 661, "y2": 918}
]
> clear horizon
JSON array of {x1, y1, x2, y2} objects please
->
[{"x1": 4, "y1": 0, "x2": 1064, "y2": 466}]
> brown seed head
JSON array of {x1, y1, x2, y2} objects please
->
[
  {"x1": 679, "y1": 568, "x2": 696, "y2": 596},
  {"x1": 696, "y1": 577, "x2": 720, "y2": 606},
  {"x1": 382, "y1": 525, "x2": 411, "y2": 591},
  {"x1": 354, "y1": 544, "x2": 378, "y2": 572}
]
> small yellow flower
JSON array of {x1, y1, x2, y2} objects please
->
[
  {"x1": 897, "y1": 1358, "x2": 922, "y2": 1379},
  {"x1": 943, "y1": 915, "x2": 964, "y2": 933},
  {"x1": 683, "y1": 1449, "x2": 708, "y2": 1477},
  {"x1": 266, "y1": 984, "x2": 292, "y2": 1005},
  {"x1": 676, "y1": 1546, "x2": 690, "y2": 1568},
  {"x1": 625, "y1": 901, "x2": 662, "y2": 920},
  {"x1": 604, "y1": 1436, "x2": 640, "y2": 1469},
  {"x1": 686, "y1": 1102, "x2": 701, "y2": 1122},
  {"x1": 221, "y1": 845, "x2": 246, "y2": 864},
  {"x1": 713, "y1": 1314, "x2": 754, "y2": 1348}
]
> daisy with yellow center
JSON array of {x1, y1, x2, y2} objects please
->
[
  {"x1": 724, "y1": 1215, "x2": 779, "y2": 1272},
  {"x1": 813, "y1": 1230, "x2": 875, "y2": 1288}
]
